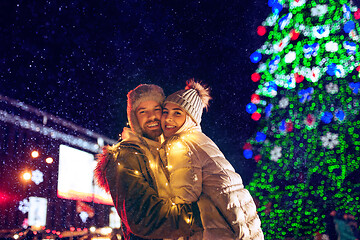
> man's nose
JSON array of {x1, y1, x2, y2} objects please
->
[{"x1": 148, "y1": 111, "x2": 157, "y2": 120}]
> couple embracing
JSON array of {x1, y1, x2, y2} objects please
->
[{"x1": 95, "y1": 79, "x2": 263, "y2": 240}]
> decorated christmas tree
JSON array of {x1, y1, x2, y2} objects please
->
[{"x1": 244, "y1": 0, "x2": 360, "y2": 238}]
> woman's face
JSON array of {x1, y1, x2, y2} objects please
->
[{"x1": 161, "y1": 102, "x2": 187, "y2": 139}]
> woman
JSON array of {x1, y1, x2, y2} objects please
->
[{"x1": 157, "y1": 79, "x2": 264, "y2": 240}]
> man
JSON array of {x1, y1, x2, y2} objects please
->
[{"x1": 94, "y1": 84, "x2": 202, "y2": 240}]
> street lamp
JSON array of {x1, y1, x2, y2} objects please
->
[
  {"x1": 45, "y1": 157, "x2": 53, "y2": 164},
  {"x1": 22, "y1": 171, "x2": 32, "y2": 181},
  {"x1": 31, "y1": 150, "x2": 39, "y2": 158}
]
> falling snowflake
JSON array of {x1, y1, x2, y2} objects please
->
[
  {"x1": 31, "y1": 169, "x2": 44, "y2": 185},
  {"x1": 270, "y1": 146, "x2": 282, "y2": 162},
  {"x1": 19, "y1": 199, "x2": 30, "y2": 214},
  {"x1": 79, "y1": 211, "x2": 89, "y2": 223},
  {"x1": 311, "y1": 4, "x2": 328, "y2": 17},
  {"x1": 325, "y1": 41, "x2": 339, "y2": 52},
  {"x1": 321, "y1": 132, "x2": 339, "y2": 149},
  {"x1": 279, "y1": 97, "x2": 289, "y2": 108},
  {"x1": 284, "y1": 51, "x2": 296, "y2": 63},
  {"x1": 325, "y1": 83, "x2": 339, "y2": 94}
]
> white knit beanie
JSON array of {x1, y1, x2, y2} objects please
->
[
  {"x1": 127, "y1": 84, "x2": 165, "y2": 135},
  {"x1": 164, "y1": 79, "x2": 211, "y2": 125}
]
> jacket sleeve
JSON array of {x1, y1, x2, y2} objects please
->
[
  {"x1": 166, "y1": 138, "x2": 203, "y2": 204},
  {"x1": 105, "y1": 145, "x2": 202, "y2": 239}
]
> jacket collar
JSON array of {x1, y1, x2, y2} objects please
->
[{"x1": 122, "y1": 127, "x2": 161, "y2": 150}]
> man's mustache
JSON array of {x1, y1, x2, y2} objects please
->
[{"x1": 145, "y1": 119, "x2": 160, "y2": 125}]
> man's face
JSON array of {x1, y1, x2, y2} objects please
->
[{"x1": 135, "y1": 100, "x2": 162, "y2": 140}]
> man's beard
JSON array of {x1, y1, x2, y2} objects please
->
[{"x1": 142, "y1": 120, "x2": 162, "y2": 140}]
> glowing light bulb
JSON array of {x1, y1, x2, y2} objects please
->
[
  {"x1": 22, "y1": 172, "x2": 31, "y2": 181},
  {"x1": 100, "y1": 227, "x2": 112, "y2": 235},
  {"x1": 45, "y1": 157, "x2": 53, "y2": 164},
  {"x1": 31, "y1": 151, "x2": 39, "y2": 158}
]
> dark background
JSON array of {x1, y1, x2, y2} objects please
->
[{"x1": 0, "y1": 0, "x2": 270, "y2": 183}]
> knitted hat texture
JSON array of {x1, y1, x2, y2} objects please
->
[{"x1": 164, "y1": 80, "x2": 211, "y2": 125}]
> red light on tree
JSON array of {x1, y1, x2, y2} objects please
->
[
  {"x1": 251, "y1": 94, "x2": 260, "y2": 104},
  {"x1": 254, "y1": 155, "x2": 262, "y2": 163},
  {"x1": 286, "y1": 121, "x2": 293, "y2": 132},
  {"x1": 257, "y1": 26, "x2": 266, "y2": 36},
  {"x1": 290, "y1": 29, "x2": 300, "y2": 41},
  {"x1": 355, "y1": 9, "x2": 360, "y2": 20},
  {"x1": 251, "y1": 112, "x2": 261, "y2": 121},
  {"x1": 294, "y1": 73, "x2": 304, "y2": 83},
  {"x1": 243, "y1": 143, "x2": 252, "y2": 150},
  {"x1": 251, "y1": 73, "x2": 261, "y2": 82}
]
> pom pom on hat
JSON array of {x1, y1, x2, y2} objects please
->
[{"x1": 165, "y1": 78, "x2": 212, "y2": 125}]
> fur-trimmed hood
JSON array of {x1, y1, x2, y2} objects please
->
[
  {"x1": 94, "y1": 128, "x2": 159, "y2": 193},
  {"x1": 94, "y1": 144, "x2": 117, "y2": 193}
]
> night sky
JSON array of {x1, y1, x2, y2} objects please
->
[{"x1": 0, "y1": 0, "x2": 270, "y2": 183}]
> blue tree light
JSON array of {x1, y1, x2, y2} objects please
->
[
  {"x1": 268, "y1": 0, "x2": 277, "y2": 7},
  {"x1": 335, "y1": 110, "x2": 345, "y2": 121},
  {"x1": 250, "y1": 51, "x2": 262, "y2": 63},
  {"x1": 279, "y1": 120, "x2": 286, "y2": 132},
  {"x1": 243, "y1": 149, "x2": 253, "y2": 159},
  {"x1": 327, "y1": 63, "x2": 338, "y2": 76},
  {"x1": 344, "y1": 21, "x2": 355, "y2": 33},
  {"x1": 265, "y1": 104, "x2": 273, "y2": 117},
  {"x1": 246, "y1": 103, "x2": 257, "y2": 114},
  {"x1": 256, "y1": 132, "x2": 267, "y2": 142},
  {"x1": 272, "y1": 3, "x2": 283, "y2": 15},
  {"x1": 321, "y1": 111, "x2": 333, "y2": 124}
]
